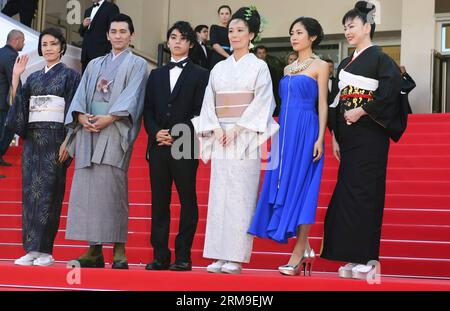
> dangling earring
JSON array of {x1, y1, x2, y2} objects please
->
[{"x1": 249, "y1": 42, "x2": 255, "y2": 50}]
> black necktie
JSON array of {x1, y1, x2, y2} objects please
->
[
  {"x1": 93, "y1": 2, "x2": 100, "y2": 7},
  {"x1": 168, "y1": 59, "x2": 188, "y2": 70}
]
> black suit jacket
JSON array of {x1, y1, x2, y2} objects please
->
[
  {"x1": 189, "y1": 42, "x2": 211, "y2": 70},
  {"x1": 0, "y1": 45, "x2": 18, "y2": 111},
  {"x1": 144, "y1": 60, "x2": 209, "y2": 154},
  {"x1": 79, "y1": 1, "x2": 119, "y2": 64}
]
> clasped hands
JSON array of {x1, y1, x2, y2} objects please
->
[
  {"x1": 344, "y1": 107, "x2": 367, "y2": 125},
  {"x1": 214, "y1": 126, "x2": 241, "y2": 147},
  {"x1": 78, "y1": 113, "x2": 119, "y2": 133},
  {"x1": 156, "y1": 129, "x2": 174, "y2": 146}
]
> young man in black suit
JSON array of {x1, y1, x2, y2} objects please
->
[
  {"x1": 79, "y1": 0, "x2": 120, "y2": 72},
  {"x1": 189, "y1": 25, "x2": 211, "y2": 70},
  {"x1": 144, "y1": 21, "x2": 209, "y2": 272}
]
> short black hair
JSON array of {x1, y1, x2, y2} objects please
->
[
  {"x1": 342, "y1": 1, "x2": 376, "y2": 39},
  {"x1": 38, "y1": 27, "x2": 67, "y2": 57},
  {"x1": 324, "y1": 58, "x2": 334, "y2": 64},
  {"x1": 195, "y1": 25, "x2": 208, "y2": 33},
  {"x1": 229, "y1": 7, "x2": 261, "y2": 43},
  {"x1": 289, "y1": 17, "x2": 324, "y2": 49},
  {"x1": 167, "y1": 21, "x2": 196, "y2": 44},
  {"x1": 109, "y1": 13, "x2": 135, "y2": 34},
  {"x1": 255, "y1": 45, "x2": 267, "y2": 53},
  {"x1": 218, "y1": 5, "x2": 232, "y2": 14}
]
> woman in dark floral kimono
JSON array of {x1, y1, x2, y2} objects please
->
[{"x1": 7, "y1": 28, "x2": 80, "y2": 266}]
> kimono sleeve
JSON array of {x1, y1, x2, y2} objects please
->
[
  {"x1": 236, "y1": 63, "x2": 276, "y2": 133},
  {"x1": 191, "y1": 69, "x2": 221, "y2": 135},
  {"x1": 5, "y1": 78, "x2": 31, "y2": 138},
  {"x1": 362, "y1": 53, "x2": 402, "y2": 128}
]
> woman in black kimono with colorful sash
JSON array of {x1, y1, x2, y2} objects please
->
[
  {"x1": 320, "y1": 1, "x2": 402, "y2": 279},
  {"x1": 6, "y1": 28, "x2": 80, "y2": 266}
]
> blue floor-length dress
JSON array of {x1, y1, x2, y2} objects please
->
[{"x1": 248, "y1": 74, "x2": 324, "y2": 244}]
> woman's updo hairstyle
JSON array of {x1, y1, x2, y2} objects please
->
[
  {"x1": 228, "y1": 6, "x2": 261, "y2": 43},
  {"x1": 289, "y1": 17, "x2": 324, "y2": 49},
  {"x1": 342, "y1": 1, "x2": 376, "y2": 39}
]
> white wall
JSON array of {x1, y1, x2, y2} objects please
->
[
  {"x1": 167, "y1": 0, "x2": 402, "y2": 38},
  {"x1": 400, "y1": 0, "x2": 435, "y2": 113},
  {"x1": 116, "y1": 0, "x2": 170, "y2": 61}
]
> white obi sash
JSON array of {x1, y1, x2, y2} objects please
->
[
  {"x1": 330, "y1": 70, "x2": 379, "y2": 108},
  {"x1": 29, "y1": 95, "x2": 65, "y2": 123}
]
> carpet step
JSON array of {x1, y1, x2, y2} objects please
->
[
  {"x1": 2, "y1": 190, "x2": 450, "y2": 209},
  {"x1": 2, "y1": 203, "x2": 450, "y2": 225},
  {"x1": 1, "y1": 245, "x2": 450, "y2": 278},
  {"x1": 1, "y1": 218, "x2": 450, "y2": 259},
  {"x1": 2, "y1": 221, "x2": 450, "y2": 247},
  {"x1": 1, "y1": 262, "x2": 449, "y2": 291},
  {"x1": 2, "y1": 179, "x2": 450, "y2": 196}
]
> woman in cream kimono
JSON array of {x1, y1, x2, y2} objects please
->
[{"x1": 192, "y1": 6, "x2": 279, "y2": 274}]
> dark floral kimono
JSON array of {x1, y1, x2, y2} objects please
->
[{"x1": 8, "y1": 63, "x2": 80, "y2": 254}]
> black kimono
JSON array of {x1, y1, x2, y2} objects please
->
[{"x1": 321, "y1": 46, "x2": 402, "y2": 264}]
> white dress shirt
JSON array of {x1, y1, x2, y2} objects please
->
[
  {"x1": 169, "y1": 56, "x2": 188, "y2": 92},
  {"x1": 199, "y1": 40, "x2": 207, "y2": 57},
  {"x1": 89, "y1": 0, "x2": 105, "y2": 28}
]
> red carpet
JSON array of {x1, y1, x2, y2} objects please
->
[{"x1": 1, "y1": 114, "x2": 450, "y2": 290}]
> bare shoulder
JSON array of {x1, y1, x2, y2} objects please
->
[{"x1": 313, "y1": 58, "x2": 330, "y2": 70}]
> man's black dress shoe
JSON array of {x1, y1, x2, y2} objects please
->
[
  {"x1": 145, "y1": 260, "x2": 170, "y2": 270},
  {"x1": 169, "y1": 261, "x2": 192, "y2": 271},
  {"x1": 68, "y1": 256, "x2": 105, "y2": 268},
  {"x1": 112, "y1": 260, "x2": 129, "y2": 269}
]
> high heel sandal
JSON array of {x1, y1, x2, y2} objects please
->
[
  {"x1": 304, "y1": 249, "x2": 316, "y2": 276},
  {"x1": 278, "y1": 249, "x2": 315, "y2": 276}
]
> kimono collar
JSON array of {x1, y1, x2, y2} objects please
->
[
  {"x1": 45, "y1": 61, "x2": 62, "y2": 73},
  {"x1": 231, "y1": 52, "x2": 253, "y2": 66},
  {"x1": 352, "y1": 45, "x2": 374, "y2": 60},
  {"x1": 111, "y1": 48, "x2": 131, "y2": 61}
]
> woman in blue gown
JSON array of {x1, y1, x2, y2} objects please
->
[{"x1": 248, "y1": 17, "x2": 329, "y2": 276}]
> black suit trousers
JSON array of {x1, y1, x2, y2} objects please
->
[
  {"x1": 148, "y1": 144, "x2": 199, "y2": 263},
  {"x1": 2, "y1": 1, "x2": 35, "y2": 27}
]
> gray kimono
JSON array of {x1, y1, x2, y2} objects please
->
[{"x1": 64, "y1": 50, "x2": 148, "y2": 243}]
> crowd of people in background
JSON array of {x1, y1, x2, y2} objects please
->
[{"x1": 0, "y1": 1, "x2": 415, "y2": 280}]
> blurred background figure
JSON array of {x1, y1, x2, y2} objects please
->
[
  {"x1": 255, "y1": 45, "x2": 283, "y2": 116},
  {"x1": 286, "y1": 51, "x2": 298, "y2": 65},
  {"x1": 209, "y1": 5, "x2": 232, "y2": 69},
  {"x1": 189, "y1": 24, "x2": 211, "y2": 70},
  {"x1": 400, "y1": 65, "x2": 416, "y2": 114},
  {"x1": 1, "y1": 0, "x2": 38, "y2": 27},
  {"x1": 324, "y1": 58, "x2": 338, "y2": 106},
  {"x1": 0, "y1": 29, "x2": 24, "y2": 169},
  {"x1": 79, "y1": 0, "x2": 120, "y2": 73}
]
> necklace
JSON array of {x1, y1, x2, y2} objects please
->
[{"x1": 288, "y1": 54, "x2": 319, "y2": 75}]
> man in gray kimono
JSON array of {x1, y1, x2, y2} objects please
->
[{"x1": 64, "y1": 14, "x2": 148, "y2": 269}]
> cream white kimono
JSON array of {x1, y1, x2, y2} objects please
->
[{"x1": 192, "y1": 53, "x2": 279, "y2": 263}]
